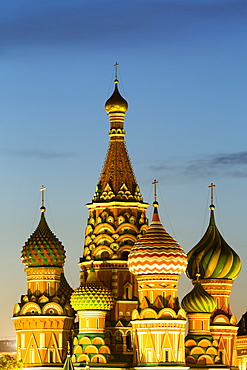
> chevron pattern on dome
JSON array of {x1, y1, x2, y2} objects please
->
[
  {"x1": 21, "y1": 214, "x2": 66, "y2": 267},
  {"x1": 182, "y1": 281, "x2": 216, "y2": 313},
  {"x1": 128, "y1": 208, "x2": 187, "y2": 275},
  {"x1": 187, "y1": 209, "x2": 241, "y2": 280},
  {"x1": 71, "y1": 268, "x2": 114, "y2": 311}
]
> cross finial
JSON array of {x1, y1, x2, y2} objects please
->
[
  {"x1": 40, "y1": 185, "x2": 46, "y2": 213},
  {"x1": 208, "y1": 183, "x2": 216, "y2": 210},
  {"x1": 152, "y1": 179, "x2": 159, "y2": 206},
  {"x1": 196, "y1": 258, "x2": 201, "y2": 281},
  {"x1": 114, "y1": 62, "x2": 119, "y2": 81}
]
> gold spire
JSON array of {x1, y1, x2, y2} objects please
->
[
  {"x1": 92, "y1": 67, "x2": 142, "y2": 202},
  {"x1": 40, "y1": 185, "x2": 46, "y2": 213}
]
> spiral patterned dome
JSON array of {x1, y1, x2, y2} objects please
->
[
  {"x1": 105, "y1": 80, "x2": 128, "y2": 113},
  {"x1": 128, "y1": 206, "x2": 187, "y2": 275},
  {"x1": 182, "y1": 281, "x2": 216, "y2": 313},
  {"x1": 71, "y1": 268, "x2": 114, "y2": 311},
  {"x1": 187, "y1": 208, "x2": 241, "y2": 280},
  {"x1": 21, "y1": 213, "x2": 66, "y2": 267}
]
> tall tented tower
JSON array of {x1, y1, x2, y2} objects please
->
[
  {"x1": 186, "y1": 185, "x2": 242, "y2": 369},
  {"x1": 12, "y1": 187, "x2": 74, "y2": 368},
  {"x1": 78, "y1": 71, "x2": 149, "y2": 361},
  {"x1": 128, "y1": 197, "x2": 188, "y2": 369}
]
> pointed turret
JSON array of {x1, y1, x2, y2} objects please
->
[
  {"x1": 92, "y1": 77, "x2": 142, "y2": 202},
  {"x1": 13, "y1": 186, "x2": 74, "y2": 367},
  {"x1": 128, "y1": 197, "x2": 187, "y2": 276},
  {"x1": 185, "y1": 184, "x2": 240, "y2": 370},
  {"x1": 79, "y1": 68, "x2": 149, "y2": 362},
  {"x1": 129, "y1": 182, "x2": 188, "y2": 368}
]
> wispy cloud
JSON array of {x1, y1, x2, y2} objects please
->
[
  {"x1": 1, "y1": 0, "x2": 247, "y2": 51},
  {"x1": 7, "y1": 149, "x2": 76, "y2": 159},
  {"x1": 149, "y1": 151, "x2": 247, "y2": 180}
]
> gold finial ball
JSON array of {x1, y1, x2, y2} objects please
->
[
  {"x1": 40, "y1": 206, "x2": 46, "y2": 213},
  {"x1": 209, "y1": 204, "x2": 215, "y2": 210},
  {"x1": 153, "y1": 201, "x2": 159, "y2": 208}
]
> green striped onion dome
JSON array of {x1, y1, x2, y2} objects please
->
[
  {"x1": 181, "y1": 281, "x2": 216, "y2": 313},
  {"x1": 71, "y1": 268, "x2": 114, "y2": 311},
  {"x1": 128, "y1": 206, "x2": 187, "y2": 275},
  {"x1": 187, "y1": 208, "x2": 241, "y2": 280},
  {"x1": 21, "y1": 214, "x2": 66, "y2": 267}
]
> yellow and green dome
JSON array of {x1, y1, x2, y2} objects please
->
[
  {"x1": 21, "y1": 213, "x2": 66, "y2": 267},
  {"x1": 182, "y1": 281, "x2": 216, "y2": 313},
  {"x1": 71, "y1": 268, "x2": 114, "y2": 311},
  {"x1": 105, "y1": 80, "x2": 128, "y2": 113},
  {"x1": 187, "y1": 207, "x2": 241, "y2": 280}
]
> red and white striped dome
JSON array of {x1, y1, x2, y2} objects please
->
[{"x1": 128, "y1": 207, "x2": 187, "y2": 275}]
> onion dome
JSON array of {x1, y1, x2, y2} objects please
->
[
  {"x1": 128, "y1": 204, "x2": 187, "y2": 275},
  {"x1": 70, "y1": 267, "x2": 114, "y2": 311},
  {"x1": 21, "y1": 208, "x2": 66, "y2": 267},
  {"x1": 182, "y1": 281, "x2": 216, "y2": 313},
  {"x1": 187, "y1": 205, "x2": 242, "y2": 280},
  {"x1": 105, "y1": 80, "x2": 128, "y2": 113}
]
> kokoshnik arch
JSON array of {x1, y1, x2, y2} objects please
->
[{"x1": 12, "y1": 67, "x2": 245, "y2": 370}]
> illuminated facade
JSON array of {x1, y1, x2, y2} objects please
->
[{"x1": 14, "y1": 71, "x2": 242, "y2": 370}]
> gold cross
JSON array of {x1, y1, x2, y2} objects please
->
[
  {"x1": 152, "y1": 179, "x2": 158, "y2": 202},
  {"x1": 114, "y1": 62, "x2": 119, "y2": 80},
  {"x1": 208, "y1": 183, "x2": 216, "y2": 205},
  {"x1": 40, "y1": 185, "x2": 46, "y2": 207}
]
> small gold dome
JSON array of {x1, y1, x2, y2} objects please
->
[{"x1": 105, "y1": 80, "x2": 128, "y2": 113}]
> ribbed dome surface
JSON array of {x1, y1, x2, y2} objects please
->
[
  {"x1": 187, "y1": 210, "x2": 241, "y2": 280},
  {"x1": 105, "y1": 81, "x2": 128, "y2": 113},
  {"x1": 128, "y1": 208, "x2": 187, "y2": 275},
  {"x1": 21, "y1": 214, "x2": 66, "y2": 267},
  {"x1": 71, "y1": 268, "x2": 114, "y2": 311},
  {"x1": 182, "y1": 281, "x2": 216, "y2": 313}
]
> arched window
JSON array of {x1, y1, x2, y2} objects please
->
[
  {"x1": 101, "y1": 251, "x2": 110, "y2": 259},
  {"x1": 115, "y1": 331, "x2": 123, "y2": 342},
  {"x1": 126, "y1": 331, "x2": 133, "y2": 351},
  {"x1": 121, "y1": 251, "x2": 130, "y2": 260}
]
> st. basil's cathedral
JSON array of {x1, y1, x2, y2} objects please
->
[{"x1": 12, "y1": 69, "x2": 247, "y2": 370}]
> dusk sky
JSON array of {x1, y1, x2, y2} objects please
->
[{"x1": 1, "y1": 0, "x2": 247, "y2": 337}]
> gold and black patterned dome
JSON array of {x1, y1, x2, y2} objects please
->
[{"x1": 105, "y1": 80, "x2": 128, "y2": 113}]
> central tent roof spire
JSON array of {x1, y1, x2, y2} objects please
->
[{"x1": 92, "y1": 65, "x2": 143, "y2": 203}]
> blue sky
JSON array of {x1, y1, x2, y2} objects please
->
[{"x1": 1, "y1": 0, "x2": 247, "y2": 337}]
